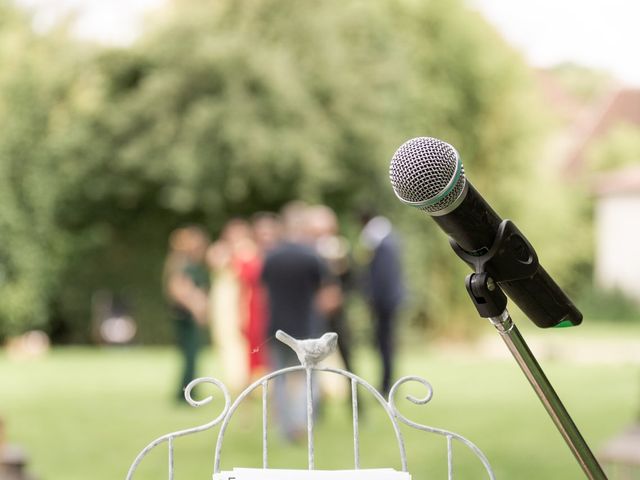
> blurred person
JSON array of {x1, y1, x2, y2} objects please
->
[
  {"x1": 91, "y1": 290, "x2": 136, "y2": 345},
  {"x1": 359, "y1": 211, "x2": 405, "y2": 396},
  {"x1": 163, "y1": 225, "x2": 210, "y2": 401},
  {"x1": 262, "y1": 202, "x2": 328, "y2": 339},
  {"x1": 5, "y1": 331, "x2": 50, "y2": 361},
  {"x1": 207, "y1": 219, "x2": 250, "y2": 392},
  {"x1": 252, "y1": 211, "x2": 281, "y2": 253},
  {"x1": 261, "y1": 201, "x2": 329, "y2": 441},
  {"x1": 238, "y1": 212, "x2": 282, "y2": 379},
  {"x1": 233, "y1": 216, "x2": 272, "y2": 381},
  {"x1": 307, "y1": 205, "x2": 354, "y2": 373}
]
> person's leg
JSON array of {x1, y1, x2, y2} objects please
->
[
  {"x1": 329, "y1": 309, "x2": 353, "y2": 373},
  {"x1": 269, "y1": 341, "x2": 312, "y2": 442},
  {"x1": 270, "y1": 343, "x2": 295, "y2": 440},
  {"x1": 375, "y1": 308, "x2": 395, "y2": 396},
  {"x1": 183, "y1": 321, "x2": 200, "y2": 387},
  {"x1": 174, "y1": 319, "x2": 201, "y2": 402},
  {"x1": 174, "y1": 319, "x2": 189, "y2": 400}
]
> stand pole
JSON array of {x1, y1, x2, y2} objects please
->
[{"x1": 490, "y1": 310, "x2": 607, "y2": 479}]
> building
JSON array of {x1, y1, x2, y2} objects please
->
[
  {"x1": 561, "y1": 87, "x2": 640, "y2": 304},
  {"x1": 593, "y1": 167, "x2": 640, "y2": 304}
]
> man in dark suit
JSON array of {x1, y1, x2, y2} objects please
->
[
  {"x1": 261, "y1": 202, "x2": 329, "y2": 441},
  {"x1": 360, "y1": 212, "x2": 405, "y2": 395}
]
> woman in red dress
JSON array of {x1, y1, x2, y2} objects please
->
[
  {"x1": 235, "y1": 251, "x2": 268, "y2": 379},
  {"x1": 232, "y1": 214, "x2": 280, "y2": 380}
]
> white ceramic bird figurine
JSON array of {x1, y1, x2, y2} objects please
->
[{"x1": 275, "y1": 330, "x2": 338, "y2": 368}]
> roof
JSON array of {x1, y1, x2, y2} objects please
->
[
  {"x1": 590, "y1": 89, "x2": 640, "y2": 137},
  {"x1": 593, "y1": 165, "x2": 640, "y2": 197},
  {"x1": 566, "y1": 88, "x2": 640, "y2": 174}
]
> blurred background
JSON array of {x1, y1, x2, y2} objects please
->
[{"x1": 1, "y1": 0, "x2": 639, "y2": 478}]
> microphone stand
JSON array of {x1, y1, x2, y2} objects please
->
[{"x1": 451, "y1": 221, "x2": 607, "y2": 480}]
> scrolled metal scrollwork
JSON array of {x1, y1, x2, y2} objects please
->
[
  {"x1": 184, "y1": 376, "x2": 230, "y2": 410},
  {"x1": 125, "y1": 377, "x2": 231, "y2": 480},
  {"x1": 389, "y1": 375, "x2": 434, "y2": 411},
  {"x1": 388, "y1": 375, "x2": 495, "y2": 479},
  {"x1": 126, "y1": 332, "x2": 496, "y2": 479}
]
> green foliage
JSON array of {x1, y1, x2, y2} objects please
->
[
  {"x1": 586, "y1": 123, "x2": 640, "y2": 172},
  {"x1": 0, "y1": 0, "x2": 571, "y2": 341},
  {"x1": 513, "y1": 168, "x2": 594, "y2": 297},
  {"x1": 49, "y1": 0, "x2": 412, "y2": 341},
  {"x1": 0, "y1": 2, "x2": 84, "y2": 334},
  {"x1": 549, "y1": 62, "x2": 613, "y2": 104},
  {"x1": 382, "y1": 0, "x2": 548, "y2": 333},
  {"x1": 576, "y1": 284, "x2": 640, "y2": 323},
  {"x1": 81, "y1": 0, "x2": 406, "y2": 217}
]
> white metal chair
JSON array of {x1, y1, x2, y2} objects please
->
[{"x1": 126, "y1": 331, "x2": 495, "y2": 479}]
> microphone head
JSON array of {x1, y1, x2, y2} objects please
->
[{"x1": 389, "y1": 137, "x2": 468, "y2": 216}]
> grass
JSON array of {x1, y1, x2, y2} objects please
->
[{"x1": 1, "y1": 323, "x2": 638, "y2": 479}]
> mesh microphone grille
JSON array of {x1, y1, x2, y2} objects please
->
[{"x1": 389, "y1": 137, "x2": 466, "y2": 214}]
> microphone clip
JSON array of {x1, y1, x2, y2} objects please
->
[
  {"x1": 449, "y1": 219, "x2": 539, "y2": 282},
  {"x1": 450, "y1": 219, "x2": 539, "y2": 319},
  {"x1": 465, "y1": 272, "x2": 508, "y2": 318}
]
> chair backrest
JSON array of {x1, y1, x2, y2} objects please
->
[{"x1": 126, "y1": 332, "x2": 495, "y2": 479}]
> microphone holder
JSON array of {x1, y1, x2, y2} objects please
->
[{"x1": 450, "y1": 219, "x2": 607, "y2": 479}]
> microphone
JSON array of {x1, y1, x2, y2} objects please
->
[{"x1": 389, "y1": 136, "x2": 582, "y2": 328}]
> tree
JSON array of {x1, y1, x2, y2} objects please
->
[
  {"x1": 587, "y1": 123, "x2": 640, "y2": 173},
  {"x1": 0, "y1": 1, "x2": 88, "y2": 335},
  {"x1": 1, "y1": 0, "x2": 553, "y2": 340}
]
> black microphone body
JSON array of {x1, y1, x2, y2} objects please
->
[
  {"x1": 432, "y1": 183, "x2": 501, "y2": 254},
  {"x1": 389, "y1": 137, "x2": 582, "y2": 328},
  {"x1": 434, "y1": 183, "x2": 582, "y2": 328}
]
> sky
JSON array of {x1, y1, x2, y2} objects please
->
[
  {"x1": 15, "y1": 0, "x2": 640, "y2": 87},
  {"x1": 17, "y1": 0, "x2": 166, "y2": 45},
  {"x1": 469, "y1": 0, "x2": 640, "y2": 87}
]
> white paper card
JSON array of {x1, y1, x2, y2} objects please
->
[{"x1": 213, "y1": 468, "x2": 411, "y2": 480}]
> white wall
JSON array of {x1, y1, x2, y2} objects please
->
[{"x1": 595, "y1": 193, "x2": 640, "y2": 303}]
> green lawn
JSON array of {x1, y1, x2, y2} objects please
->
[{"x1": 1, "y1": 326, "x2": 638, "y2": 479}]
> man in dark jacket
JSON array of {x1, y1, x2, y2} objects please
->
[
  {"x1": 360, "y1": 213, "x2": 405, "y2": 395},
  {"x1": 261, "y1": 202, "x2": 328, "y2": 441}
]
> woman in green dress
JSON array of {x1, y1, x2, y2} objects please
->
[{"x1": 164, "y1": 226, "x2": 210, "y2": 400}]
